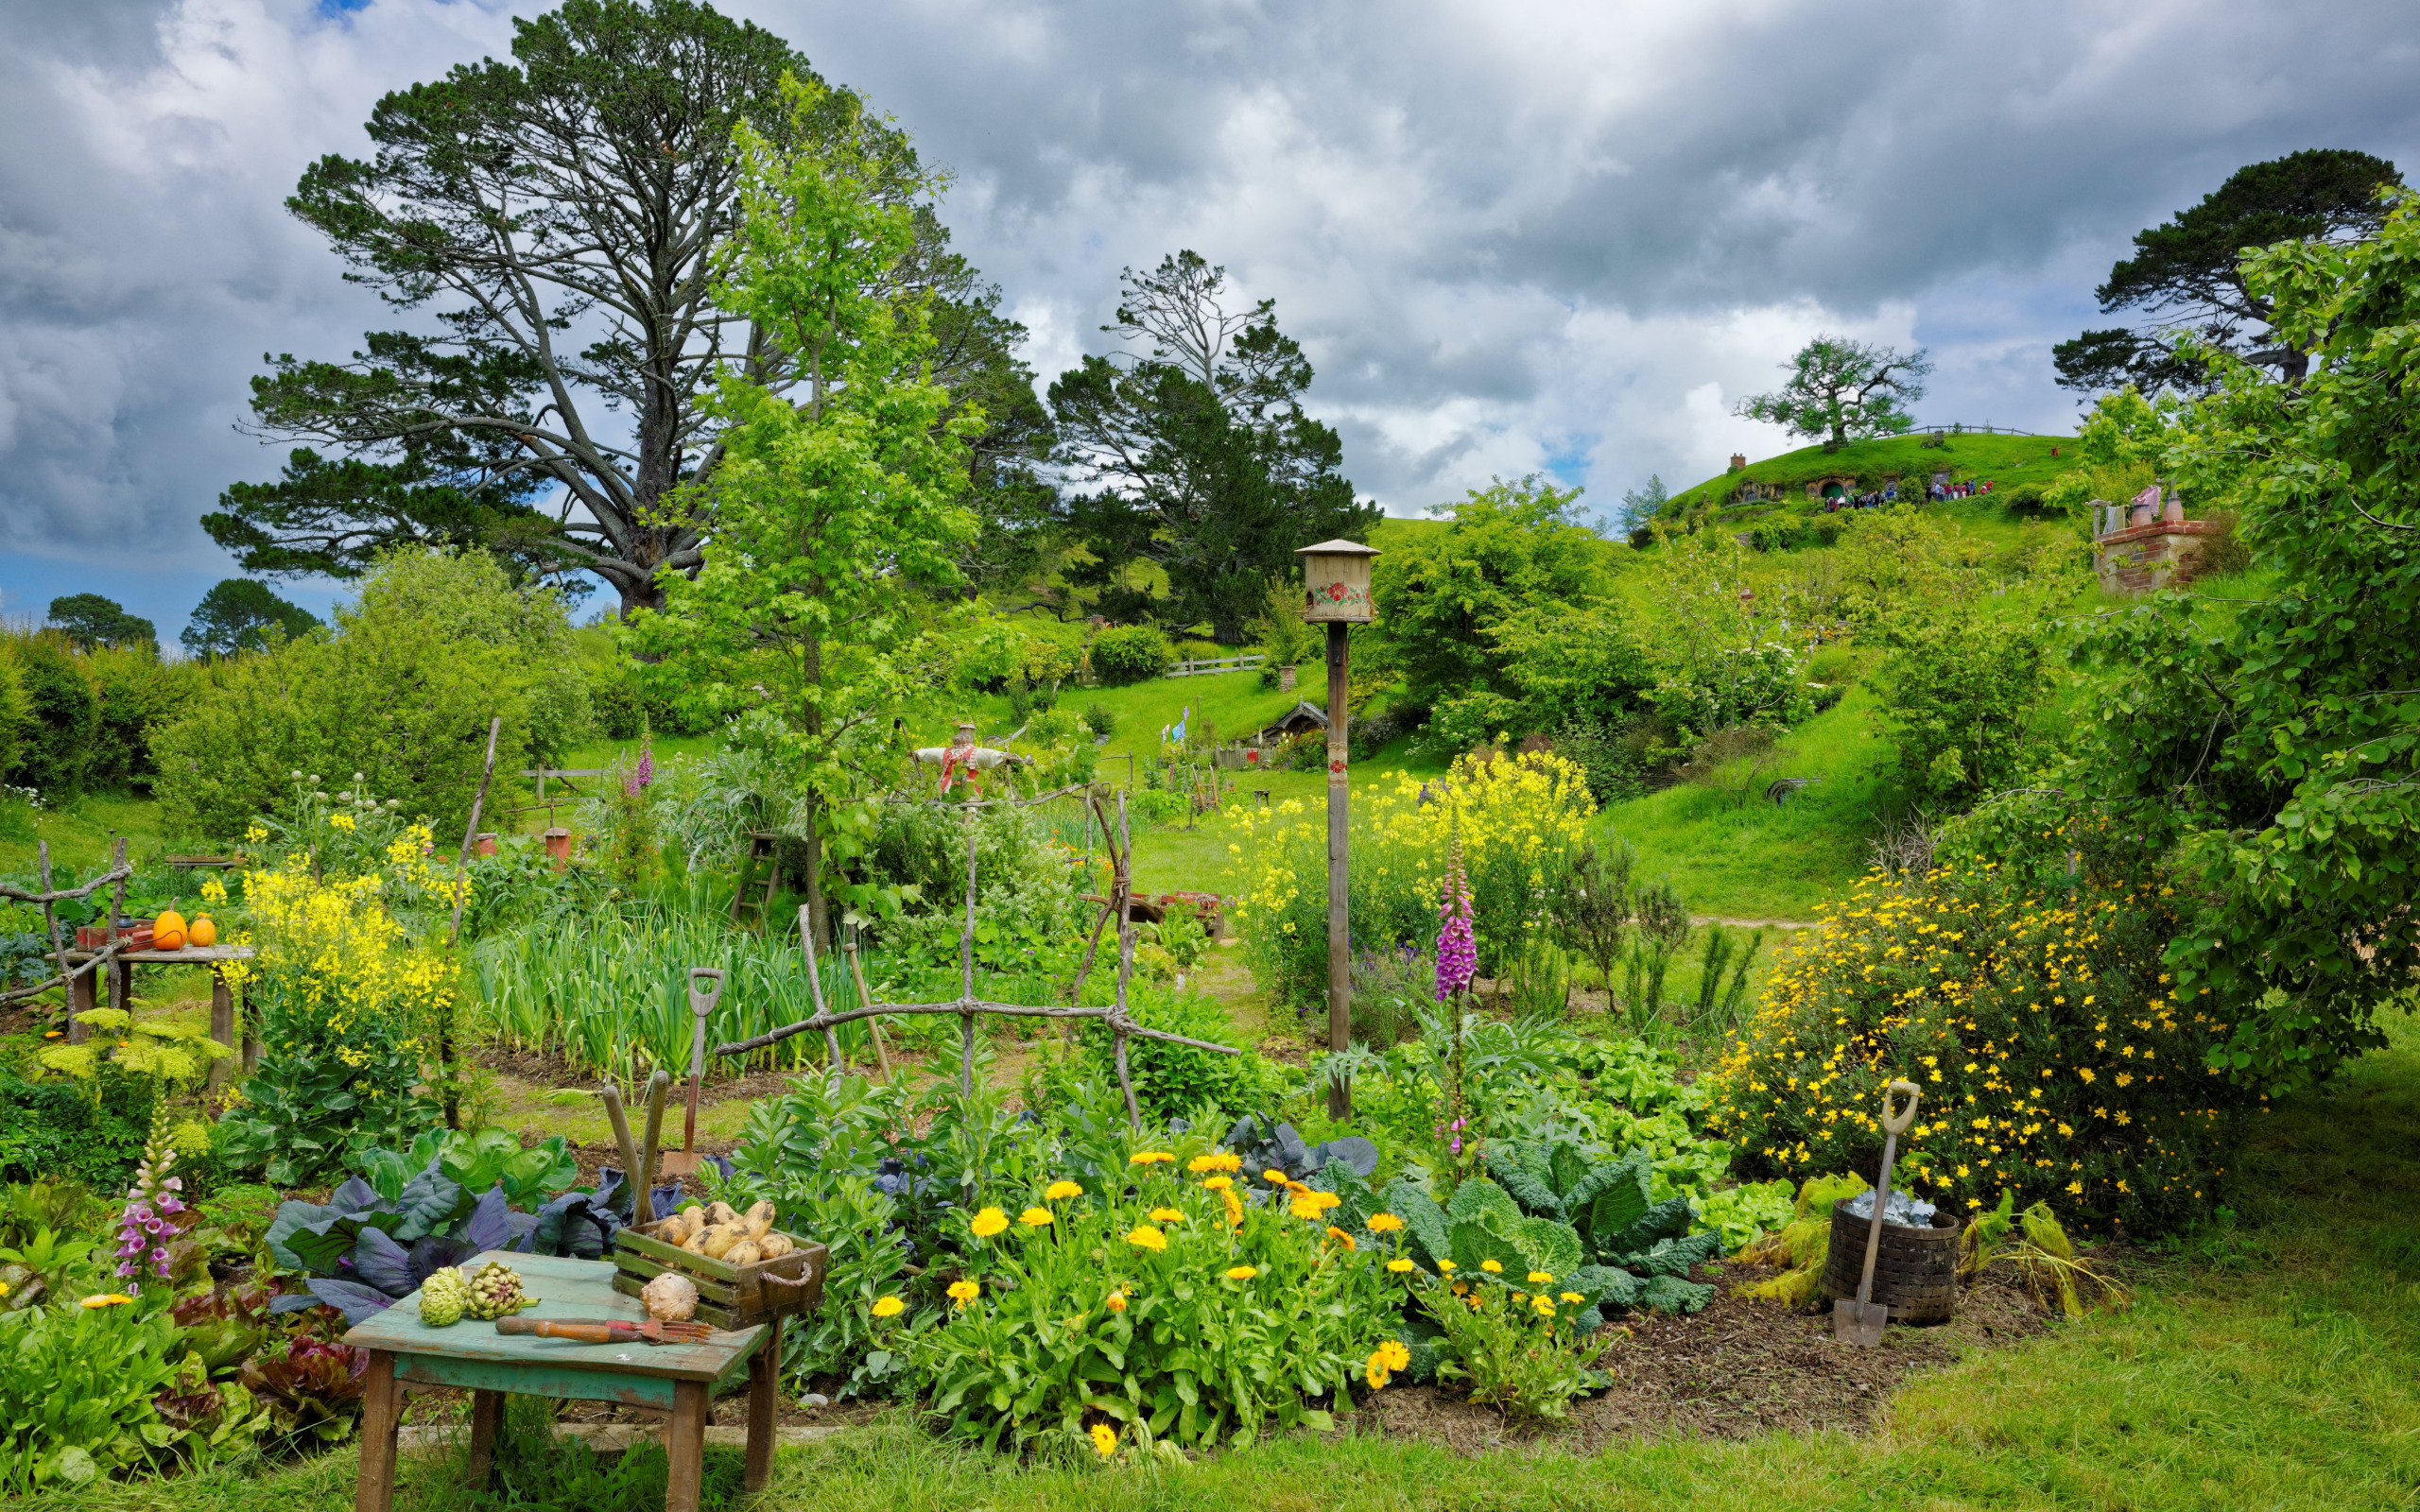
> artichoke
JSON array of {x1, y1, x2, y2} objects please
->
[
  {"x1": 463, "y1": 1261, "x2": 537, "y2": 1321},
  {"x1": 419, "y1": 1266, "x2": 471, "y2": 1328}
]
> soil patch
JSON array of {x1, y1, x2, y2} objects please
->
[
  {"x1": 1360, "y1": 1262, "x2": 2054, "y2": 1454},
  {"x1": 475, "y1": 1043, "x2": 801, "y2": 1106}
]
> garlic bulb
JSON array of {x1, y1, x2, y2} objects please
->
[{"x1": 641, "y1": 1272, "x2": 700, "y2": 1322}]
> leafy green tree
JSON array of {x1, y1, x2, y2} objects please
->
[
  {"x1": 1733, "y1": 337, "x2": 1930, "y2": 452},
  {"x1": 1616, "y1": 474, "x2": 1668, "y2": 537},
  {"x1": 1372, "y1": 476, "x2": 1610, "y2": 729},
  {"x1": 3, "y1": 635, "x2": 97, "y2": 799},
  {"x1": 152, "y1": 550, "x2": 586, "y2": 838},
  {"x1": 45, "y1": 594, "x2": 155, "y2": 653},
  {"x1": 1873, "y1": 614, "x2": 2050, "y2": 806},
  {"x1": 2035, "y1": 188, "x2": 2420, "y2": 1092},
  {"x1": 180, "y1": 579, "x2": 322, "y2": 661},
  {"x1": 205, "y1": 0, "x2": 1036, "y2": 618},
  {"x1": 2053, "y1": 149, "x2": 2401, "y2": 396},
  {"x1": 1050, "y1": 251, "x2": 1375, "y2": 640},
  {"x1": 630, "y1": 77, "x2": 977, "y2": 946}
]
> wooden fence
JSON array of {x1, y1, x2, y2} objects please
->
[{"x1": 1164, "y1": 653, "x2": 1266, "y2": 679}]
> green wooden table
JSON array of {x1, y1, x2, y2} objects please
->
[{"x1": 342, "y1": 1251, "x2": 778, "y2": 1512}]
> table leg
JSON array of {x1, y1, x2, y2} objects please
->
[
  {"x1": 666, "y1": 1380, "x2": 708, "y2": 1512},
  {"x1": 467, "y1": 1389, "x2": 504, "y2": 1487},
  {"x1": 745, "y1": 1325, "x2": 781, "y2": 1492},
  {"x1": 208, "y1": 968, "x2": 235, "y2": 1094},
  {"x1": 68, "y1": 962, "x2": 95, "y2": 1044},
  {"x1": 356, "y1": 1351, "x2": 401, "y2": 1512}
]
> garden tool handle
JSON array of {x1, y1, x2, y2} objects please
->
[
  {"x1": 600, "y1": 1081, "x2": 644, "y2": 1222},
  {"x1": 683, "y1": 968, "x2": 724, "y2": 1152},
  {"x1": 494, "y1": 1318, "x2": 623, "y2": 1344},
  {"x1": 1881, "y1": 1079, "x2": 1920, "y2": 1135},
  {"x1": 635, "y1": 1069, "x2": 672, "y2": 1228},
  {"x1": 1854, "y1": 1127, "x2": 1900, "y2": 1309}
]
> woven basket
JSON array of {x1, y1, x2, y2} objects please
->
[{"x1": 1822, "y1": 1199, "x2": 1962, "y2": 1324}]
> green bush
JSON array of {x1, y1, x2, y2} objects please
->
[
  {"x1": 1708, "y1": 859, "x2": 2257, "y2": 1235},
  {"x1": 83, "y1": 648, "x2": 202, "y2": 793},
  {"x1": 1089, "y1": 625, "x2": 1174, "y2": 685},
  {"x1": 1066, "y1": 984, "x2": 1283, "y2": 1120},
  {"x1": 1873, "y1": 612, "x2": 2049, "y2": 806},
  {"x1": 0, "y1": 1301, "x2": 186, "y2": 1491},
  {"x1": 3, "y1": 634, "x2": 95, "y2": 800},
  {"x1": 0, "y1": 1071, "x2": 153, "y2": 1189},
  {"x1": 1080, "y1": 701, "x2": 1117, "y2": 739},
  {"x1": 153, "y1": 549, "x2": 591, "y2": 839}
]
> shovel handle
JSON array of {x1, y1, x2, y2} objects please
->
[{"x1": 1881, "y1": 1078, "x2": 1920, "y2": 1135}]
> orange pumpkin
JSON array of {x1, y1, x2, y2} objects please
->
[
  {"x1": 153, "y1": 909, "x2": 187, "y2": 952},
  {"x1": 187, "y1": 914, "x2": 217, "y2": 949}
]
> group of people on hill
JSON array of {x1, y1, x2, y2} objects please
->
[{"x1": 1820, "y1": 477, "x2": 1994, "y2": 512}]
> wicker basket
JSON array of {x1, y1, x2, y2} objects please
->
[
  {"x1": 1822, "y1": 1199, "x2": 1962, "y2": 1324},
  {"x1": 611, "y1": 1228, "x2": 827, "y2": 1332}
]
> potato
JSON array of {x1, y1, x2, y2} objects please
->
[
  {"x1": 723, "y1": 1239, "x2": 762, "y2": 1268},
  {"x1": 682, "y1": 1230, "x2": 709, "y2": 1254},
  {"x1": 743, "y1": 1199, "x2": 776, "y2": 1228},
  {"x1": 699, "y1": 1225, "x2": 742, "y2": 1260},
  {"x1": 706, "y1": 1201, "x2": 739, "y2": 1227},
  {"x1": 756, "y1": 1232, "x2": 793, "y2": 1260}
]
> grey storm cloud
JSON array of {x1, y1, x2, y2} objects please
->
[{"x1": 3, "y1": 0, "x2": 2418, "y2": 636}]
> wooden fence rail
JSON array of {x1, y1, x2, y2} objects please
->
[{"x1": 1164, "y1": 654, "x2": 1267, "y2": 679}]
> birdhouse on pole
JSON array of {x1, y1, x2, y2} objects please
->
[{"x1": 1297, "y1": 540, "x2": 1380, "y2": 623}]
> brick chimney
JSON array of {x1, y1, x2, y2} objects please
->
[{"x1": 1728, "y1": 453, "x2": 1746, "y2": 472}]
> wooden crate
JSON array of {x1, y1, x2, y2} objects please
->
[{"x1": 611, "y1": 1227, "x2": 827, "y2": 1332}]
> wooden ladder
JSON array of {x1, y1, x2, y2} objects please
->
[{"x1": 728, "y1": 831, "x2": 784, "y2": 929}]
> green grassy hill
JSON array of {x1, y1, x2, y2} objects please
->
[{"x1": 1668, "y1": 430, "x2": 2080, "y2": 517}]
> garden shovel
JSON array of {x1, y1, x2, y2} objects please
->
[
  {"x1": 656, "y1": 968, "x2": 725, "y2": 1179},
  {"x1": 1833, "y1": 1078, "x2": 1921, "y2": 1347},
  {"x1": 633, "y1": 1068, "x2": 673, "y2": 1228}
]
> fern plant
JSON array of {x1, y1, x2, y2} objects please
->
[{"x1": 37, "y1": 1008, "x2": 232, "y2": 1094}]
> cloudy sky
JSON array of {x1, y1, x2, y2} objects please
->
[{"x1": 4, "y1": 0, "x2": 2418, "y2": 642}]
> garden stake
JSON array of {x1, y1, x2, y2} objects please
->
[
  {"x1": 842, "y1": 930, "x2": 891, "y2": 1080},
  {"x1": 600, "y1": 1081, "x2": 644, "y2": 1222},
  {"x1": 657, "y1": 969, "x2": 725, "y2": 1178},
  {"x1": 1834, "y1": 1078, "x2": 1921, "y2": 1346},
  {"x1": 634, "y1": 1068, "x2": 672, "y2": 1228}
]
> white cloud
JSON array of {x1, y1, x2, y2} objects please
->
[{"x1": 4, "y1": 0, "x2": 2419, "y2": 637}]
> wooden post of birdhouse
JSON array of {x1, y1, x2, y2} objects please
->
[{"x1": 1297, "y1": 539, "x2": 1379, "y2": 1121}]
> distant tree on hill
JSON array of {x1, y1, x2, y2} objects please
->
[
  {"x1": 46, "y1": 593, "x2": 156, "y2": 653},
  {"x1": 2053, "y1": 148, "x2": 2402, "y2": 396},
  {"x1": 1050, "y1": 251, "x2": 1376, "y2": 642},
  {"x1": 182, "y1": 579, "x2": 322, "y2": 661},
  {"x1": 1732, "y1": 337, "x2": 1930, "y2": 453},
  {"x1": 1616, "y1": 474, "x2": 1668, "y2": 538}
]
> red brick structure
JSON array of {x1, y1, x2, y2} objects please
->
[{"x1": 2092, "y1": 484, "x2": 2227, "y2": 594}]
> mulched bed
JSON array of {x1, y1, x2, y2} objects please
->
[{"x1": 1357, "y1": 1261, "x2": 2056, "y2": 1454}]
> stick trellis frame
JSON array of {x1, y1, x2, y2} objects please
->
[
  {"x1": 706, "y1": 790, "x2": 1237, "y2": 1126},
  {"x1": 0, "y1": 840, "x2": 133, "y2": 1034}
]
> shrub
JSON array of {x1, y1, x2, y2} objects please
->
[
  {"x1": 1706, "y1": 860, "x2": 2257, "y2": 1234},
  {"x1": 216, "y1": 862, "x2": 454, "y2": 1186},
  {"x1": 1062, "y1": 984, "x2": 1284, "y2": 1121},
  {"x1": 1080, "y1": 701, "x2": 1118, "y2": 739},
  {"x1": 0, "y1": 1071, "x2": 153, "y2": 1190},
  {"x1": 1130, "y1": 788, "x2": 1185, "y2": 827},
  {"x1": 1233, "y1": 751, "x2": 1596, "y2": 1011},
  {"x1": 1088, "y1": 625, "x2": 1174, "y2": 685},
  {"x1": 913, "y1": 1160, "x2": 1403, "y2": 1450},
  {"x1": 2, "y1": 633, "x2": 95, "y2": 800},
  {"x1": 1873, "y1": 613, "x2": 2049, "y2": 806}
]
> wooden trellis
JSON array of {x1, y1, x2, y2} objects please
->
[
  {"x1": 0, "y1": 840, "x2": 132, "y2": 1039},
  {"x1": 707, "y1": 791, "x2": 1237, "y2": 1125}
]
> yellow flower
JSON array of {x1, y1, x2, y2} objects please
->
[
  {"x1": 1128, "y1": 1151, "x2": 1175, "y2": 1165},
  {"x1": 1325, "y1": 1226, "x2": 1356, "y2": 1249},
  {"x1": 1437, "y1": 1260, "x2": 1457, "y2": 1273},
  {"x1": 1046, "y1": 1180, "x2": 1084, "y2": 1200},
  {"x1": 970, "y1": 1207, "x2": 1009, "y2": 1238},
  {"x1": 946, "y1": 1280, "x2": 980, "y2": 1306},
  {"x1": 1532, "y1": 1296, "x2": 1556, "y2": 1317},
  {"x1": 1262, "y1": 1169, "x2": 1288, "y2": 1183},
  {"x1": 1224, "y1": 1265, "x2": 1258, "y2": 1280},
  {"x1": 1376, "y1": 1340, "x2": 1409, "y2": 1371},
  {"x1": 1105, "y1": 1290, "x2": 1128, "y2": 1312},
  {"x1": 1387, "y1": 1258, "x2": 1415, "y2": 1274},
  {"x1": 1480, "y1": 1260, "x2": 1504, "y2": 1274},
  {"x1": 1366, "y1": 1213, "x2": 1406, "y2": 1233},
  {"x1": 1125, "y1": 1225, "x2": 1168, "y2": 1252},
  {"x1": 1365, "y1": 1358, "x2": 1392, "y2": 1390},
  {"x1": 1019, "y1": 1207, "x2": 1054, "y2": 1228},
  {"x1": 1090, "y1": 1422, "x2": 1117, "y2": 1458},
  {"x1": 1149, "y1": 1207, "x2": 1184, "y2": 1224},
  {"x1": 1222, "y1": 1188, "x2": 1243, "y2": 1229},
  {"x1": 1560, "y1": 1291, "x2": 1584, "y2": 1304},
  {"x1": 1290, "y1": 1196, "x2": 1324, "y2": 1221},
  {"x1": 1187, "y1": 1152, "x2": 1241, "y2": 1174},
  {"x1": 80, "y1": 1294, "x2": 133, "y2": 1309},
  {"x1": 1201, "y1": 1176, "x2": 1233, "y2": 1192},
  {"x1": 1527, "y1": 1271, "x2": 1553, "y2": 1285},
  {"x1": 872, "y1": 1296, "x2": 904, "y2": 1318}
]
